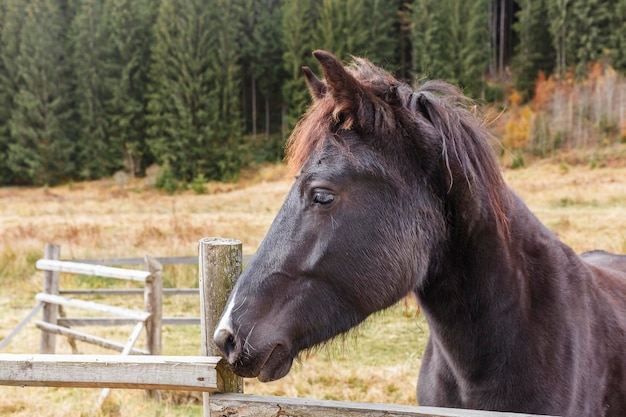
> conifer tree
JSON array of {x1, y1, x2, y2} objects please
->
[
  {"x1": 547, "y1": 0, "x2": 570, "y2": 76},
  {"x1": 314, "y1": 0, "x2": 397, "y2": 65},
  {"x1": 0, "y1": 0, "x2": 26, "y2": 184},
  {"x1": 412, "y1": 0, "x2": 458, "y2": 83},
  {"x1": 315, "y1": 0, "x2": 369, "y2": 60},
  {"x1": 613, "y1": 0, "x2": 626, "y2": 71},
  {"x1": 104, "y1": 0, "x2": 158, "y2": 177},
  {"x1": 147, "y1": 0, "x2": 244, "y2": 181},
  {"x1": 71, "y1": 0, "x2": 113, "y2": 179},
  {"x1": 8, "y1": 0, "x2": 75, "y2": 185},
  {"x1": 364, "y1": 0, "x2": 397, "y2": 65},
  {"x1": 281, "y1": 0, "x2": 320, "y2": 128},
  {"x1": 239, "y1": 0, "x2": 284, "y2": 142},
  {"x1": 208, "y1": 0, "x2": 244, "y2": 180},
  {"x1": 513, "y1": 0, "x2": 555, "y2": 97},
  {"x1": 461, "y1": 0, "x2": 492, "y2": 98},
  {"x1": 252, "y1": 0, "x2": 285, "y2": 143},
  {"x1": 567, "y1": 0, "x2": 612, "y2": 77}
]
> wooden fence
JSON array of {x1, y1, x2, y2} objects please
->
[
  {"x1": 0, "y1": 238, "x2": 555, "y2": 417},
  {"x1": 0, "y1": 243, "x2": 163, "y2": 356}
]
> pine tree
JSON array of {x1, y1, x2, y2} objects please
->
[
  {"x1": 513, "y1": 0, "x2": 555, "y2": 98},
  {"x1": 364, "y1": 0, "x2": 397, "y2": 65},
  {"x1": 239, "y1": 0, "x2": 285, "y2": 143},
  {"x1": 613, "y1": 0, "x2": 626, "y2": 71},
  {"x1": 147, "y1": 0, "x2": 244, "y2": 181},
  {"x1": 0, "y1": 0, "x2": 26, "y2": 184},
  {"x1": 412, "y1": 0, "x2": 458, "y2": 83},
  {"x1": 394, "y1": 0, "x2": 412, "y2": 79},
  {"x1": 314, "y1": 0, "x2": 369, "y2": 60},
  {"x1": 104, "y1": 0, "x2": 158, "y2": 177},
  {"x1": 567, "y1": 0, "x2": 612, "y2": 77},
  {"x1": 314, "y1": 0, "x2": 396, "y2": 65},
  {"x1": 547, "y1": 0, "x2": 570, "y2": 77},
  {"x1": 208, "y1": 0, "x2": 244, "y2": 180},
  {"x1": 71, "y1": 0, "x2": 113, "y2": 180},
  {"x1": 8, "y1": 0, "x2": 75, "y2": 185},
  {"x1": 461, "y1": 0, "x2": 492, "y2": 98},
  {"x1": 281, "y1": 0, "x2": 320, "y2": 128},
  {"x1": 253, "y1": 0, "x2": 285, "y2": 143}
]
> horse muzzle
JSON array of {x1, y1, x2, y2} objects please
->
[{"x1": 213, "y1": 327, "x2": 295, "y2": 382}]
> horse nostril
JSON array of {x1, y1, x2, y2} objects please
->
[
  {"x1": 224, "y1": 335, "x2": 236, "y2": 357},
  {"x1": 214, "y1": 329, "x2": 238, "y2": 362}
]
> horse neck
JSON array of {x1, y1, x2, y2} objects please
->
[{"x1": 415, "y1": 189, "x2": 579, "y2": 377}]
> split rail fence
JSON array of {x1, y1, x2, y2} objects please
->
[{"x1": 0, "y1": 238, "x2": 556, "y2": 417}]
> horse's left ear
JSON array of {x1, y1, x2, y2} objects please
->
[
  {"x1": 312, "y1": 50, "x2": 370, "y2": 127},
  {"x1": 302, "y1": 67, "x2": 326, "y2": 99}
]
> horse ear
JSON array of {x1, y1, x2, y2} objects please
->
[
  {"x1": 312, "y1": 50, "x2": 363, "y2": 104},
  {"x1": 302, "y1": 67, "x2": 326, "y2": 99},
  {"x1": 312, "y1": 50, "x2": 369, "y2": 126}
]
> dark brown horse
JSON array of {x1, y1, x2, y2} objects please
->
[{"x1": 214, "y1": 50, "x2": 626, "y2": 416}]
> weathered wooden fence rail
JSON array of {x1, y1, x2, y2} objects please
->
[
  {"x1": 0, "y1": 243, "x2": 163, "y2": 355},
  {"x1": 0, "y1": 354, "x2": 219, "y2": 391},
  {"x1": 35, "y1": 244, "x2": 162, "y2": 356},
  {"x1": 0, "y1": 238, "x2": 556, "y2": 417}
]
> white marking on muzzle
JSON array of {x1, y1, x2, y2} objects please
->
[{"x1": 213, "y1": 288, "x2": 237, "y2": 340}]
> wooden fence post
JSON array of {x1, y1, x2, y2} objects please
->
[
  {"x1": 144, "y1": 255, "x2": 163, "y2": 356},
  {"x1": 40, "y1": 243, "x2": 60, "y2": 354},
  {"x1": 199, "y1": 237, "x2": 244, "y2": 416},
  {"x1": 144, "y1": 255, "x2": 163, "y2": 401}
]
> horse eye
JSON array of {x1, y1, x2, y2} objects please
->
[{"x1": 312, "y1": 190, "x2": 335, "y2": 205}]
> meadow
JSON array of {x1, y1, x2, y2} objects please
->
[{"x1": 0, "y1": 148, "x2": 625, "y2": 416}]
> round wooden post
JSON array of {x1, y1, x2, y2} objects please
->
[
  {"x1": 144, "y1": 255, "x2": 163, "y2": 400},
  {"x1": 199, "y1": 238, "x2": 243, "y2": 416},
  {"x1": 40, "y1": 243, "x2": 60, "y2": 354},
  {"x1": 144, "y1": 255, "x2": 163, "y2": 356}
]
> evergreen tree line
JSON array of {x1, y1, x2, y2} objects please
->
[{"x1": 0, "y1": 0, "x2": 624, "y2": 186}]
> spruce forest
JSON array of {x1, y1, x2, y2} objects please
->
[{"x1": 0, "y1": 0, "x2": 624, "y2": 186}]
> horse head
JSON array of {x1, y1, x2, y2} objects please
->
[{"x1": 213, "y1": 50, "x2": 506, "y2": 382}]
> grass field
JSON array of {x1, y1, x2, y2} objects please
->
[{"x1": 0, "y1": 149, "x2": 625, "y2": 416}]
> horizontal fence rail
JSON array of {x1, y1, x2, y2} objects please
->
[
  {"x1": 34, "y1": 321, "x2": 149, "y2": 355},
  {"x1": 36, "y1": 259, "x2": 151, "y2": 282},
  {"x1": 59, "y1": 288, "x2": 199, "y2": 295},
  {"x1": 208, "y1": 393, "x2": 557, "y2": 417},
  {"x1": 34, "y1": 293, "x2": 151, "y2": 322},
  {"x1": 57, "y1": 317, "x2": 199, "y2": 327},
  {"x1": 69, "y1": 254, "x2": 254, "y2": 266},
  {"x1": 0, "y1": 354, "x2": 220, "y2": 391}
]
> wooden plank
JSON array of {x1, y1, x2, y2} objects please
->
[
  {"x1": 162, "y1": 317, "x2": 200, "y2": 325},
  {"x1": 36, "y1": 259, "x2": 150, "y2": 282},
  {"x1": 67, "y1": 254, "x2": 253, "y2": 266},
  {"x1": 0, "y1": 303, "x2": 44, "y2": 351},
  {"x1": 68, "y1": 256, "x2": 197, "y2": 266},
  {"x1": 208, "y1": 393, "x2": 558, "y2": 417},
  {"x1": 59, "y1": 288, "x2": 199, "y2": 296},
  {"x1": 35, "y1": 293, "x2": 150, "y2": 322},
  {"x1": 58, "y1": 317, "x2": 200, "y2": 327},
  {"x1": 35, "y1": 321, "x2": 149, "y2": 355},
  {"x1": 0, "y1": 354, "x2": 221, "y2": 391}
]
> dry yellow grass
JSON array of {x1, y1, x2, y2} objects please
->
[
  {"x1": 504, "y1": 159, "x2": 626, "y2": 254},
  {"x1": 0, "y1": 154, "x2": 625, "y2": 416}
]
